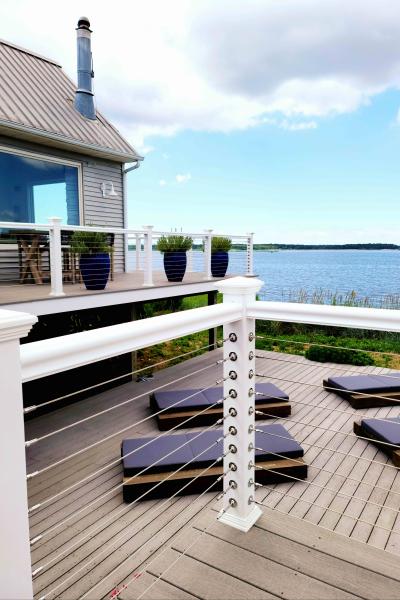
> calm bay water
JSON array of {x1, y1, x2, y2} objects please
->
[{"x1": 253, "y1": 250, "x2": 400, "y2": 302}]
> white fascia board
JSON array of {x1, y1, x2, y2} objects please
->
[{"x1": 2, "y1": 281, "x2": 225, "y2": 317}]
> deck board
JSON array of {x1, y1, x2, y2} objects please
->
[{"x1": 26, "y1": 349, "x2": 400, "y2": 599}]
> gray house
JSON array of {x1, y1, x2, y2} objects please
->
[{"x1": 0, "y1": 17, "x2": 141, "y2": 268}]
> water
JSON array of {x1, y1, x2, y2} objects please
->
[{"x1": 254, "y1": 250, "x2": 400, "y2": 303}]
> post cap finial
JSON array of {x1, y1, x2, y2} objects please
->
[{"x1": 216, "y1": 276, "x2": 263, "y2": 296}]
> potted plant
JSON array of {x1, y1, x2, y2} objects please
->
[
  {"x1": 70, "y1": 229, "x2": 111, "y2": 290},
  {"x1": 211, "y1": 236, "x2": 232, "y2": 277},
  {"x1": 157, "y1": 235, "x2": 193, "y2": 282}
]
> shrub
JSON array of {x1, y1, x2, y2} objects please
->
[
  {"x1": 211, "y1": 236, "x2": 232, "y2": 253},
  {"x1": 305, "y1": 345, "x2": 374, "y2": 366},
  {"x1": 70, "y1": 230, "x2": 111, "y2": 255},
  {"x1": 157, "y1": 235, "x2": 193, "y2": 253}
]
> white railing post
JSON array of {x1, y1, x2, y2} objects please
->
[
  {"x1": 135, "y1": 234, "x2": 142, "y2": 271},
  {"x1": 203, "y1": 229, "x2": 212, "y2": 280},
  {"x1": 0, "y1": 309, "x2": 37, "y2": 599},
  {"x1": 216, "y1": 276, "x2": 264, "y2": 532},
  {"x1": 187, "y1": 247, "x2": 194, "y2": 273},
  {"x1": 124, "y1": 232, "x2": 130, "y2": 273},
  {"x1": 143, "y1": 225, "x2": 154, "y2": 287},
  {"x1": 48, "y1": 216, "x2": 65, "y2": 297},
  {"x1": 246, "y1": 232, "x2": 254, "y2": 276}
]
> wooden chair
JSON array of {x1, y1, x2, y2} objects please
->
[{"x1": 17, "y1": 232, "x2": 49, "y2": 284}]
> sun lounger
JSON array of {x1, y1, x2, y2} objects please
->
[
  {"x1": 121, "y1": 423, "x2": 307, "y2": 502},
  {"x1": 323, "y1": 374, "x2": 400, "y2": 408},
  {"x1": 150, "y1": 382, "x2": 291, "y2": 430},
  {"x1": 354, "y1": 418, "x2": 400, "y2": 466}
]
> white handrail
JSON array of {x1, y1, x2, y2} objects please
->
[
  {"x1": 20, "y1": 303, "x2": 241, "y2": 382},
  {"x1": 0, "y1": 221, "x2": 249, "y2": 240},
  {"x1": 247, "y1": 300, "x2": 400, "y2": 332}
]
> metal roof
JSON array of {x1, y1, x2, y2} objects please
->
[{"x1": 0, "y1": 39, "x2": 141, "y2": 162}]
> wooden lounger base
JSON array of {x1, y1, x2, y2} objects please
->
[
  {"x1": 156, "y1": 401, "x2": 292, "y2": 431},
  {"x1": 122, "y1": 457, "x2": 307, "y2": 502},
  {"x1": 353, "y1": 421, "x2": 400, "y2": 467},
  {"x1": 323, "y1": 380, "x2": 400, "y2": 409}
]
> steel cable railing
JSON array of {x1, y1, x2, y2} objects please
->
[
  {"x1": 256, "y1": 335, "x2": 400, "y2": 359},
  {"x1": 254, "y1": 485, "x2": 397, "y2": 536},
  {"x1": 250, "y1": 431, "x2": 400, "y2": 517},
  {"x1": 134, "y1": 503, "x2": 229, "y2": 600},
  {"x1": 32, "y1": 431, "x2": 230, "y2": 586},
  {"x1": 25, "y1": 341, "x2": 222, "y2": 414},
  {"x1": 255, "y1": 353, "x2": 400, "y2": 380},
  {"x1": 29, "y1": 395, "x2": 227, "y2": 515},
  {"x1": 255, "y1": 390, "x2": 400, "y2": 429},
  {"x1": 26, "y1": 362, "x2": 224, "y2": 475},
  {"x1": 256, "y1": 372, "x2": 400, "y2": 406},
  {"x1": 25, "y1": 360, "x2": 226, "y2": 446},
  {"x1": 80, "y1": 477, "x2": 228, "y2": 599},
  {"x1": 37, "y1": 472, "x2": 229, "y2": 600},
  {"x1": 254, "y1": 410, "x2": 400, "y2": 472}
]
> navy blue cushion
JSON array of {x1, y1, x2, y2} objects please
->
[
  {"x1": 122, "y1": 424, "x2": 303, "y2": 477},
  {"x1": 326, "y1": 374, "x2": 400, "y2": 394},
  {"x1": 255, "y1": 383, "x2": 289, "y2": 402},
  {"x1": 361, "y1": 417, "x2": 400, "y2": 446},
  {"x1": 255, "y1": 424, "x2": 304, "y2": 460},
  {"x1": 122, "y1": 435, "x2": 193, "y2": 476},
  {"x1": 188, "y1": 429, "x2": 223, "y2": 468},
  {"x1": 152, "y1": 382, "x2": 288, "y2": 413},
  {"x1": 151, "y1": 389, "x2": 211, "y2": 412}
]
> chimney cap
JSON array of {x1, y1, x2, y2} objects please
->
[{"x1": 77, "y1": 16, "x2": 91, "y2": 31}]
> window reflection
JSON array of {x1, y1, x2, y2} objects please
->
[{"x1": 0, "y1": 150, "x2": 80, "y2": 224}]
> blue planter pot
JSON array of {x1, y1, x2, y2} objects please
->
[
  {"x1": 79, "y1": 253, "x2": 110, "y2": 290},
  {"x1": 163, "y1": 251, "x2": 187, "y2": 282},
  {"x1": 211, "y1": 251, "x2": 229, "y2": 277}
]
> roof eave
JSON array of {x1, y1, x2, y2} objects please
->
[{"x1": 0, "y1": 119, "x2": 143, "y2": 163}]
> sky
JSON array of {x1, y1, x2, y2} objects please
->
[{"x1": 1, "y1": 0, "x2": 400, "y2": 243}]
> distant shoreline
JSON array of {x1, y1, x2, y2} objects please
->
[{"x1": 253, "y1": 243, "x2": 399, "y2": 251}]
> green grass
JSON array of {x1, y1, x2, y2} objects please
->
[{"x1": 256, "y1": 326, "x2": 400, "y2": 368}]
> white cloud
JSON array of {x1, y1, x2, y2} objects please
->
[
  {"x1": 159, "y1": 179, "x2": 167, "y2": 186},
  {"x1": 175, "y1": 173, "x2": 191, "y2": 184},
  {"x1": 1, "y1": 0, "x2": 400, "y2": 148},
  {"x1": 262, "y1": 117, "x2": 318, "y2": 131}
]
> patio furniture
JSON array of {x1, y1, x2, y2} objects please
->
[
  {"x1": 17, "y1": 232, "x2": 49, "y2": 284},
  {"x1": 121, "y1": 423, "x2": 307, "y2": 502},
  {"x1": 354, "y1": 418, "x2": 400, "y2": 466},
  {"x1": 323, "y1": 374, "x2": 400, "y2": 408},
  {"x1": 150, "y1": 382, "x2": 291, "y2": 430}
]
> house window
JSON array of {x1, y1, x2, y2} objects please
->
[{"x1": 0, "y1": 148, "x2": 80, "y2": 225}]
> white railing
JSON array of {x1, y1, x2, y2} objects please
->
[
  {"x1": 3, "y1": 276, "x2": 400, "y2": 598},
  {"x1": 0, "y1": 219, "x2": 253, "y2": 301}
]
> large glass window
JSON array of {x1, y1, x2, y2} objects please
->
[{"x1": 0, "y1": 149, "x2": 80, "y2": 225}]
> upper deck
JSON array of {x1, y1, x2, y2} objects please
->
[{"x1": 0, "y1": 222, "x2": 253, "y2": 315}]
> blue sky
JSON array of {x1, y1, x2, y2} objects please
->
[
  {"x1": 128, "y1": 89, "x2": 400, "y2": 243},
  {"x1": 2, "y1": 0, "x2": 400, "y2": 244}
]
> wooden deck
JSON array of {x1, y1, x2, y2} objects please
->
[
  {"x1": 0, "y1": 271, "x2": 217, "y2": 305},
  {"x1": 26, "y1": 349, "x2": 400, "y2": 599}
]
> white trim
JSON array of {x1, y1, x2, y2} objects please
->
[
  {"x1": 0, "y1": 144, "x2": 83, "y2": 226},
  {"x1": 247, "y1": 300, "x2": 400, "y2": 333},
  {"x1": 0, "y1": 119, "x2": 141, "y2": 163},
  {"x1": 20, "y1": 303, "x2": 241, "y2": 382},
  {"x1": 218, "y1": 506, "x2": 262, "y2": 532},
  {"x1": 1, "y1": 279, "x2": 229, "y2": 316}
]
